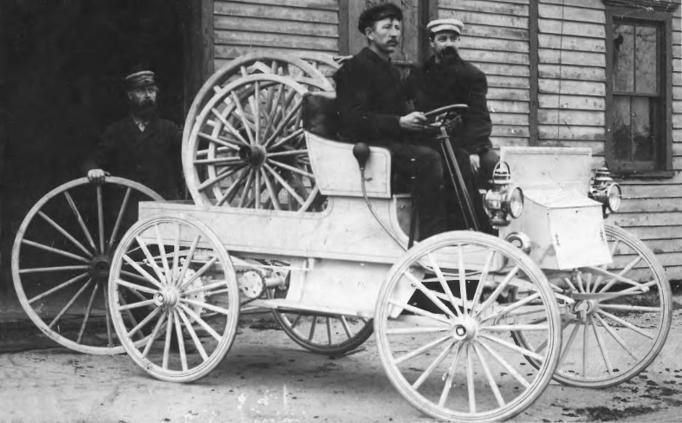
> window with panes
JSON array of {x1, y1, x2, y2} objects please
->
[{"x1": 605, "y1": 5, "x2": 674, "y2": 175}]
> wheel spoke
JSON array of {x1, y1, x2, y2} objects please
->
[
  {"x1": 404, "y1": 272, "x2": 457, "y2": 320},
  {"x1": 597, "y1": 310, "x2": 654, "y2": 339},
  {"x1": 263, "y1": 163, "x2": 305, "y2": 205},
  {"x1": 197, "y1": 164, "x2": 246, "y2": 192},
  {"x1": 48, "y1": 279, "x2": 92, "y2": 329},
  {"x1": 177, "y1": 308, "x2": 209, "y2": 361},
  {"x1": 230, "y1": 91, "x2": 255, "y2": 145},
  {"x1": 174, "y1": 235, "x2": 201, "y2": 288},
  {"x1": 457, "y1": 246, "x2": 469, "y2": 314},
  {"x1": 260, "y1": 168, "x2": 281, "y2": 210},
  {"x1": 181, "y1": 298, "x2": 232, "y2": 316},
  {"x1": 325, "y1": 317, "x2": 332, "y2": 345},
  {"x1": 63, "y1": 191, "x2": 97, "y2": 251},
  {"x1": 38, "y1": 211, "x2": 92, "y2": 256},
  {"x1": 154, "y1": 225, "x2": 172, "y2": 284},
  {"x1": 193, "y1": 156, "x2": 242, "y2": 166},
  {"x1": 394, "y1": 334, "x2": 452, "y2": 365},
  {"x1": 411, "y1": 340, "x2": 454, "y2": 391},
  {"x1": 123, "y1": 253, "x2": 164, "y2": 291},
  {"x1": 582, "y1": 319, "x2": 588, "y2": 377},
  {"x1": 208, "y1": 109, "x2": 249, "y2": 146},
  {"x1": 465, "y1": 344, "x2": 476, "y2": 414},
  {"x1": 426, "y1": 253, "x2": 462, "y2": 316},
  {"x1": 470, "y1": 251, "x2": 495, "y2": 314},
  {"x1": 178, "y1": 256, "x2": 219, "y2": 291},
  {"x1": 19, "y1": 264, "x2": 90, "y2": 274},
  {"x1": 178, "y1": 304, "x2": 222, "y2": 342},
  {"x1": 182, "y1": 280, "x2": 229, "y2": 296},
  {"x1": 142, "y1": 312, "x2": 167, "y2": 358},
  {"x1": 481, "y1": 293, "x2": 541, "y2": 324},
  {"x1": 263, "y1": 93, "x2": 302, "y2": 148},
  {"x1": 596, "y1": 257, "x2": 643, "y2": 293},
  {"x1": 269, "y1": 127, "x2": 304, "y2": 151},
  {"x1": 118, "y1": 298, "x2": 157, "y2": 311},
  {"x1": 162, "y1": 311, "x2": 173, "y2": 370},
  {"x1": 480, "y1": 333, "x2": 544, "y2": 362},
  {"x1": 128, "y1": 307, "x2": 161, "y2": 338},
  {"x1": 216, "y1": 168, "x2": 249, "y2": 206},
  {"x1": 108, "y1": 187, "x2": 132, "y2": 249},
  {"x1": 289, "y1": 313, "x2": 302, "y2": 330},
  {"x1": 599, "y1": 304, "x2": 660, "y2": 313},
  {"x1": 267, "y1": 158, "x2": 314, "y2": 179},
  {"x1": 386, "y1": 326, "x2": 450, "y2": 335},
  {"x1": 590, "y1": 316, "x2": 613, "y2": 375},
  {"x1": 96, "y1": 185, "x2": 105, "y2": 253},
  {"x1": 559, "y1": 323, "x2": 580, "y2": 365},
  {"x1": 479, "y1": 340, "x2": 530, "y2": 388},
  {"x1": 390, "y1": 301, "x2": 452, "y2": 325},
  {"x1": 594, "y1": 313, "x2": 637, "y2": 359},
  {"x1": 76, "y1": 283, "x2": 99, "y2": 343},
  {"x1": 340, "y1": 316, "x2": 353, "y2": 339},
  {"x1": 437, "y1": 342, "x2": 463, "y2": 406},
  {"x1": 27, "y1": 272, "x2": 89, "y2": 305},
  {"x1": 307, "y1": 316, "x2": 317, "y2": 341},
  {"x1": 173, "y1": 311, "x2": 189, "y2": 371},
  {"x1": 475, "y1": 266, "x2": 519, "y2": 317},
  {"x1": 482, "y1": 323, "x2": 548, "y2": 332},
  {"x1": 473, "y1": 342, "x2": 505, "y2": 408},
  {"x1": 267, "y1": 149, "x2": 308, "y2": 158},
  {"x1": 135, "y1": 236, "x2": 166, "y2": 284},
  {"x1": 21, "y1": 239, "x2": 90, "y2": 263}
]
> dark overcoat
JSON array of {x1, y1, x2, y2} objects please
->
[
  {"x1": 405, "y1": 55, "x2": 493, "y2": 155},
  {"x1": 84, "y1": 116, "x2": 183, "y2": 199}
]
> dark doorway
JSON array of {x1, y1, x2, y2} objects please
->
[{"x1": 1, "y1": 0, "x2": 188, "y2": 290}]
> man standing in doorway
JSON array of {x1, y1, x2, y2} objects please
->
[
  {"x1": 84, "y1": 66, "x2": 183, "y2": 199},
  {"x1": 406, "y1": 18, "x2": 499, "y2": 189},
  {"x1": 334, "y1": 3, "x2": 480, "y2": 239}
]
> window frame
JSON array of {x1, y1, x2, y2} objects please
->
[{"x1": 605, "y1": 5, "x2": 674, "y2": 178}]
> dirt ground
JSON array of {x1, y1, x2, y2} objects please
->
[{"x1": 1, "y1": 298, "x2": 682, "y2": 423}]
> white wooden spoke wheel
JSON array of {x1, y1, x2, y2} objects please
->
[
  {"x1": 183, "y1": 53, "x2": 332, "y2": 155},
  {"x1": 519, "y1": 224, "x2": 672, "y2": 388},
  {"x1": 108, "y1": 216, "x2": 239, "y2": 382},
  {"x1": 375, "y1": 232, "x2": 561, "y2": 422},
  {"x1": 184, "y1": 74, "x2": 322, "y2": 211},
  {"x1": 11, "y1": 177, "x2": 162, "y2": 354},
  {"x1": 296, "y1": 52, "x2": 344, "y2": 86},
  {"x1": 272, "y1": 309, "x2": 373, "y2": 355}
]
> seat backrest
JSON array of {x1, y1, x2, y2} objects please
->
[{"x1": 302, "y1": 93, "x2": 392, "y2": 198}]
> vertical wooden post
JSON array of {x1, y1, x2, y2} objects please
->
[
  {"x1": 0, "y1": 0, "x2": 6, "y2": 274},
  {"x1": 181, "y1": 0, "x2": 214, "y2": 116},
  {"x1": 529, "y1": 0, "x2": 539, "y2": 146}
]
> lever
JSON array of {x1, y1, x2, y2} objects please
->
[{"x1": 352, "y1": 142, "x2": 370, "y2": 170}]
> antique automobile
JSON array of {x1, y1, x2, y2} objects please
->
[{"x1": 12, "y1": 53, "x2": 671, "y2": 422}]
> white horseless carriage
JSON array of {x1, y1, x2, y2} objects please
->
[{"x1": 12, "y1": 54, "x2": 672, "y2": 422}]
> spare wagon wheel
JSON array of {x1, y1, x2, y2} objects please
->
[
  {"x1": 296, "y1": 52, "x2": 345, "y2": 87},
  {"x1": 11, "y1": 177, "x2": 163, "y2": 354},
  {"x1": 183, "y1": 53, "x2": 333, "y2": 148},
  {"x1": 183, "y1": 73, "x2": 326, "y2": 211}
]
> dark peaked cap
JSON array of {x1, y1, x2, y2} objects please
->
[{"x1": 357, "y1": 3, "x2": 403, "y2": 33}]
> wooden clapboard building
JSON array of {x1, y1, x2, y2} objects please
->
[
  {"x1": 0, "y1": 0, "x2": 680, "y2": 284},
  {"x1": 206, "y1": 0, "x2": 682, "y2": 279}
]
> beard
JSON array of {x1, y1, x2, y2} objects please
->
[
  {"x1": 130, "y1": 98, "x2": 157, "y2": 120},
  {"x1": 438, "y1": 46, "x2": 461, "y2": 64}
]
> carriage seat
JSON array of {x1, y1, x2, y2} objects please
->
[{"x1": 302, "y1": 93, "x2": 392, "y2": 199}]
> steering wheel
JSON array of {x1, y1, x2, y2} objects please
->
[{"x1": 424, "y1": 103, "x2": 469, "y2": 121}]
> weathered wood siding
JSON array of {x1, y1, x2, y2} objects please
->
[
  {"x1": 213, "y1": 0, "x2": 340, "y2": 68},
  {"x1": 439, "y1": 0, "x2": 531, "y2": 149}
]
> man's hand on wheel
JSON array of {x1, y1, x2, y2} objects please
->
[
  {"x1": 87, "y1": 169, "x2": 109, "y2": 184},
  {"x1": 399, "y1": 111, "x2": 429, "y2": 132},
  {"x1": 469, "y1": 154, "x2": 480, "y2": 173}
]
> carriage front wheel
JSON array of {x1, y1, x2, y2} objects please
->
[
  {"x1": 375, "y1": 231, "x2": 561, "y2": 422},
  {"x1": 108, "y1": 216, "x2": 240, "y2": 382}
]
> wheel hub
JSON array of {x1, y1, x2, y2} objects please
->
[
  {"x1": 89, "y1": 254, "x2": 112, "y2": 281},
  {"x1": 239, "y1": 145, "x2": 266, "y2": 167},
  {"x1": 154, "y1": 286, "x2": 180, "y2": 308},
  {"x1": 572, "y1": 299, "x2": 598, "y2": 317},
  {"x1": 451, "y1": 317, "x2": 478, "y2": 341}
]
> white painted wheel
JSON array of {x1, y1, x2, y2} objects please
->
[
  {"x1": 108, "y1": 216, "x2": 239, "y2": 382},
  {"x1": 375, "y1": 231, "x2": 561, "y2": 422},
  {"x1": 519, "y1": 224, "x2": 672, "y2": 387},
  {"x1": 183, "y1": 74, "x2": 324, "y2": 211},
  {"x1": 11, "y1": 177, "x2": 162, "y2": 354}
]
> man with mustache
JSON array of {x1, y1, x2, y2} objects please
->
[
  {"x1": 334, "y1": 4, "x2": 479, "y2": 239},
  {"x1": 84, "y1": 65, "x2": 183, "y2": 199},
  {"x1": 406, "y1": 18, "x2": 499, "y2": 191}
]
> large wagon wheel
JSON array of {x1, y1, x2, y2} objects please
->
[
  {"x1": 272, "y1": 307, "x2": 373, "y2": 355},
  {"x1": 12, "y1": 177, "x2": 163, "y2": 354},
  {"x1": 297, "y1": 52, "x2": 346, "y2": 86},
  {"x1": 183, "y1": 54, "x2": 332, "y2": 151},
  {"x1": 515, "y1": 224, "x2": 672, "y2": 388},
  {"x1": 375, "y1": 231, "x2": 561, "y2": 422},
  {"x1": 184, "y1": 74, "x2": 322, "y2": 211},
  {"x1": 108, "y1": 216, "x2": 240, "y2": 382}
]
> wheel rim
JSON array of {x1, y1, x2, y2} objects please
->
[
  {"x1": 296, "y1": 52, "x2": 342, "y2": 86},
  {"x1": 184, "y1": 74, "x2": 321, "y2": 211},
  {"x1": 375, "y1": 232, "x2": 561, "y2": 422},
  {"x1": 108, "y1": 216, "x2": 239, "y2": 382},
  {"x1": 272, "y1": 307, "x2": 373, "y2": 355},
  {"x1": 531, "y1": 224, "x2": 672, "y2": 387},
  {"x1": 11, "y1": 177, "x2": 162, "y2": 354}
]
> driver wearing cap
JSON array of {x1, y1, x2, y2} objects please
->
[
  {"x1": 334, "y1": 4, "x2": 478, "y2": 239},
  {"x1": 406, "y1": 18, "x2": 499, "y2": 192}
]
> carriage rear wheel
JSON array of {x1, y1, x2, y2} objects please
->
[
  {"x1": 108, "y1": 216, "x2": 240, "y2": 382},
  {"x1": 12, "y1": 177, "x2": 162, "y2": 354},
  {"x1": 375, "y1": 231, "x2": 561, "y2": 422},
  {"x1": 272, "y1": 308, "x2": 373, "y2": 355},
  {"x1": 515, "y1": 224, "x2": 672, "y2": 388}
]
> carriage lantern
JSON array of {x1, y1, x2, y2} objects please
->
[
  {"x1": 589, "y1": 165, "x2": 622, "y2": 214},
  {"x1": 484, "y1": 161, "x2": 524, "y2": 227}
]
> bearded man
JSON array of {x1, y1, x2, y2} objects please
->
[
  {"x1": 84, "y1": 66, "x2": 183, "y2": 199},
  {"x1": 406, "y1": 18, "x2": 499, "y2": 189}
]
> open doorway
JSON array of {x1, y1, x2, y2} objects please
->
[{"x1": 1, "y1": 0, "x2": 189, "y2": 290}]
